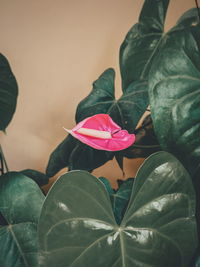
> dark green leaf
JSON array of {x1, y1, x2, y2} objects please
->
[
  {"x1": 196, "y1": 255, "x2": 200, "y2": 267},
  {"x1": 99, "y1": 177, "x2": 134, "y2": 224},
  {"x1": 76, "y1": 67, "x2": 148, "y2": 133},
  {"x1": 120, "y1": 0, "x2": 169, "y2": 90},
  {"x1": 98, "y1": 177, "x2": 114, "y2": 195},
  {"x1": 46, "y1": 134, "x2": 114, "y2": 177},
  {"x1": 111, "y1": 178, "x2": 134, "y2": 224},
  {"x1": 0, "y1": 54, "x2": 18, "y2": 131},
  {"x1": 20, "y1": 169, "x2": 49, "y2": 186},
  {"x1": 38, "y1": 152, "x2": 197, "y2": 267},
  {"x1": 149, "y1": 10, "x2": 200, "y2": 177},
  {"x1": 68, "y1": 141, "x2": 114, "y2": 172},
  {"x1": 46, "y1": 135, "x2": 76, "y2": 177},
  {"x1": 123, "y1": 114, "x2": 161, "y2": 159},
  {"x1": 0, "y1": 172, "x2": 44, "y2": 267},
  {"x1": 75, "y1": 68, "x2": 115, "y2": 123},
  {"x1": 114, "y1": 153, "x2": 124, "y2": 175}
]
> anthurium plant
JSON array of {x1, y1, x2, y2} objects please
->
[{"x1": 0, "y1": 0, "x2": 200, "y2": 266}]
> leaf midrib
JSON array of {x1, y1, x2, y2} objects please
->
[{"x1": 8, "y1": 223, "x2": 36, "y2": 267}]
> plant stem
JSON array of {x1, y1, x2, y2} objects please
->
[
  {"x1": 0, "y1": 145, "x2": 9, "y2": 173},
  {"x1": 0, "y1": 153, "x2": 4, "y2": 175}
]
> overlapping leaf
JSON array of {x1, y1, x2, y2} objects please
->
[
  {"x1": 46, "y1": 0, "x2": 169, "y2": 176},
  {"x1": 46, "y1": 134, "x2": 114, "y2": 177},
  {"x1": 20, "y1": 169, "x2": 50, "y2": 186},
  {"x1": 76, "y1": 68, "x2": 148, "y2": 132},
  {"x1": 99, "y1": 177, "x2": 134, "y2": 224},
  {"x1": 0, "y1": 172, "x2": 44, "y2": 267},
  {"x1": 120, "y1": 0, "x2": 169, "y2": 90},
  {"x1": 0, "y1": 54, "x2": 18, "y2": 131},
  {"x1": 39, "y1": 152, "x2": 197, "y2": 267},
  {"x1": 149, "y1": 8, "x2": 200, "y2": 177}
]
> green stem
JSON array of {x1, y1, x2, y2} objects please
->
[
  {"x1": 0, "y1": 153, "x2": 4, "y2": 175},
  {"x1": 0, "y1": 145, "x2": 9, "y2": 173}
]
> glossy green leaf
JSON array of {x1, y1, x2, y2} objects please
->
[
  {"x1": 46, "y1": 135, "x2": 76, "y2": 177},
  {"x1": 122, "y1": 114, "x2": 161, "y2": 159},
  {"x1": 76, "y1": 62, "x2": 148, "y2": 134},
  {"x1": 196, "y1": 255, "x2": 200, "y2": 267},
  {"x1": 120, "y1": 0, "x2": 169, "y2": 90},
  {"x1": 39, "y1": 152, "x2": 197, "y2": 267},
  {"x1": 98, "y1": 177, "x2": 114, "y2": 195},
  {"x1": 99, "y1": 177, "x2": 134, "y2": 224},
  {"x1": 0, "y1": 172, "x2": 45, "y2": 267},
  {"x1": 20, "y1": 169, "x2": 49, "y2": 186},
  {"x1": 0, "y1": 54, "x2": 18, "y2": 131},
  {"x1": 46, "y1": 135, "x2": 114, "y2": 177},
  {"x1": 111, "y1": 178, "x2": 134, "y2": 225},
  {"x1": 149, "y1": 9, "x2": 200, "y2": 177},
  {"x1": 68, "y1": 141, "x2": 114, "y2": 172}
]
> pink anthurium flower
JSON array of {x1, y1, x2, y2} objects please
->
[{"x1": 64, "y1": 114, "x2": 135, "y2": 151}]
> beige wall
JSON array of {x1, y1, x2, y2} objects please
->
[{"x1": 0, "y1": 0, "x2": 196, "y2": 188}]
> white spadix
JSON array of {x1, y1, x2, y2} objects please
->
[{"x1": 63, "y1": 127, "x2": 112, "y2": 139}]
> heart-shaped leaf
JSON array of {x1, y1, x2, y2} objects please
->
[
  {"x1": 120, "y1": 0, "x2": 169, "y2": 90},
  {"x1": 149, "y1": 9, "x2": 200, "y2": 177},
  {"x1": 0, "y1": 54, "x2": 18, "y2": 131},
  {"x1": 0, "y1": 172, "x2": 45, "y2": 267},
  {"x1": 76, "y1": 69, "x2": 149, "y2": 133},
  {"x1": 39, "y1": 151, "x2": 197, "y2": 267}
]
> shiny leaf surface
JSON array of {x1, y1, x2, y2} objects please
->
[
  {"x1": 99, "y1": 177, "x2": 134, "y2": 224},
  {"x1": 0, "y1": 172, "x2": 45, "y2": 267},
  {"x1": 196, "y1": 256, "x2": 200, "y2": 267},
  {"x1": 39, "y1": 152, "x2": 197, "y2": 267},
  {"x1": 120, "y1": 0, "x2": 169, "y2": 90},
  {"x1": 149, "y1": 9, "x2": 200, "y2": 177},
  {"x1": 76, "y1": 67, "x2": 148, "y2": 133},
  {"x1": 0, "y1": 54, "x2": 18, "y2": 131},
  {"x1": 111, "y1": 178, "x2": 134, "y2": 225}
]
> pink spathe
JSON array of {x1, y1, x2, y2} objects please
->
[{"x1": 64, "y1": 114, "x2": 135, "y2": 151}]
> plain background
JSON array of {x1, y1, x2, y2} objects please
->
[{"x1": 0, "y1": 0, "x2": 196, "y2": 188}]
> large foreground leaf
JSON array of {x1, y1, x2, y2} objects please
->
[
  {"x1": 0, "y1": 172, "x2": 45, "y2": 267},
  {"x1": 149, "y1": 9, "x2": 200, "y2": 177},
  {"x1": 39, "y1": 152, "x2": 197, "y2": 267},
  {"x1": 0, "y1": 54, "x2": 18, "y2": 131}
]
